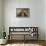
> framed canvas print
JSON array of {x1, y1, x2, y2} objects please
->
[{"x1": 16, "y1": 8, "x2": 30, "y2": 17}]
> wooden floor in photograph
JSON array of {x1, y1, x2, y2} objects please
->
[{"x1": 0, "y1": 40, "x2": 46, "y2": 46}]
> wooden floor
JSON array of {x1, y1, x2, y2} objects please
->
[{"x1": 0, "y1": 40, "x2": 46, "y2": 46}]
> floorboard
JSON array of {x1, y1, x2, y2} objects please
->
[{"x1": 0, "y1": 40, "x2": 46, "y2": 46}]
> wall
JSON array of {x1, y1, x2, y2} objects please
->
[
  {"x1": 3, "y1": 0, "x2": 45, "y2": 40},
  {"x1": 0, "y1": 0, "x2": 3, "y2": 38},
  {"x1": 45, "y1": 0, "x2": 46, "y2": 40},
  {"x1": 32, "y1": 0, "x2": 45, "y2": 40}
]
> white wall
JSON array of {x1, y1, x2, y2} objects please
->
[
  {"x1": 3, "y1": 0, "x2": 45, "y2": 40},
  {"x1": 0, "y1": 0, "x2": 2, "y2": 29},
  {"x1": 32, "y1": 0, "x2": 45, "y2": 40},
  {"x1": 45, "y1": 0, "x2": 46, "y2": 40},
  {"x1": 0, "y1": 0, "x2": 3, "y2": 38}
]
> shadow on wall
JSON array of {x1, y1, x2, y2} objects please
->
[{"x1": 0, "y1": 31, "x2": 3, "y2": 39}]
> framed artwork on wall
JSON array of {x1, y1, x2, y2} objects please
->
[{"x1": 16, "y1": 8, "x2": 30, "y2": 17}]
